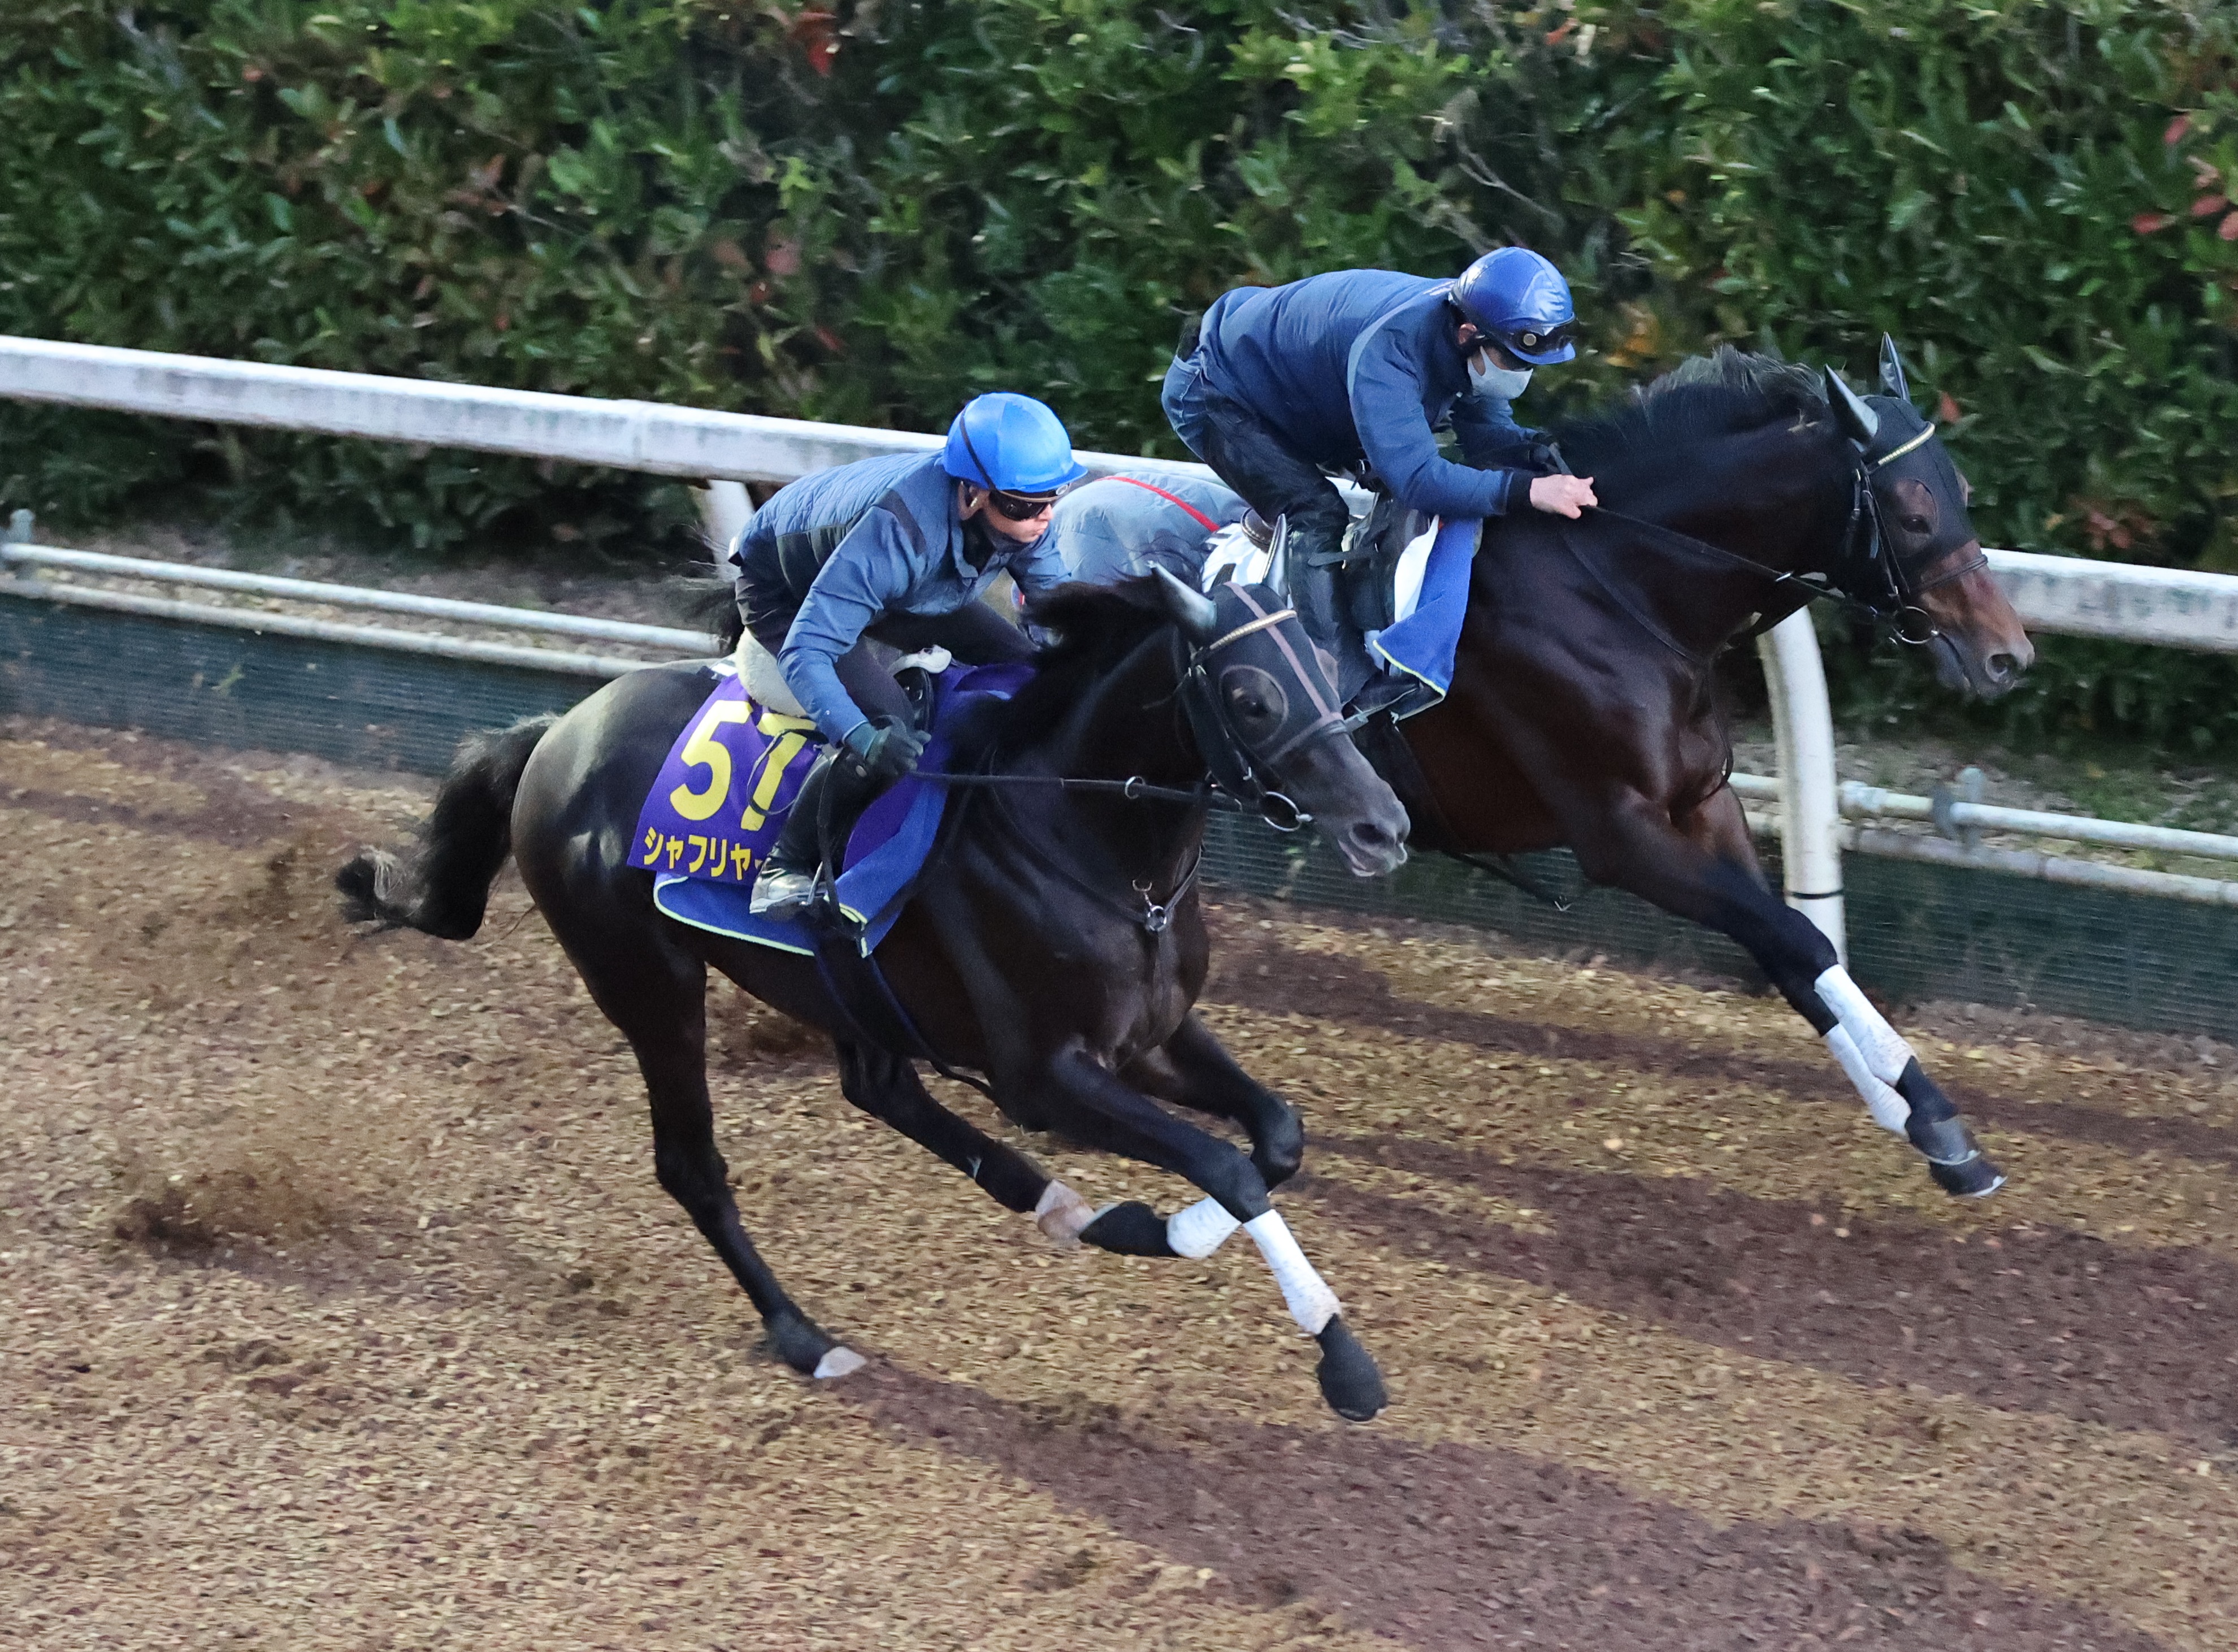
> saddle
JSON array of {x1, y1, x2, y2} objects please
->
[{"x1": 1328, "y1": 491, "x2": 1433, "y2": 634}]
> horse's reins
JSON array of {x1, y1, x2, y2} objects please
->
[
  {"x1": 1555, "y1": 420, "x2": 1986, "y2": 658},
  {"x1": 911, "y1": 599, "x2": 1342, "y2": 932}
]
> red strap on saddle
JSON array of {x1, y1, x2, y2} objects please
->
[{"x1": 1112, "y1": 474, "x2": 1220, "y2": 533}]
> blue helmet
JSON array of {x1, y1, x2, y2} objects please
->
[
  {"x1": 941, "y1": 392, "x2": 1088, "y2": 496},
  {"x1": 1451, "y1": 248, "x2": 1577, "y2": 366}
]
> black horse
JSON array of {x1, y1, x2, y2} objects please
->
[
  {"x1": 1373, "y1": 344, "x2": 2035, "y2": 1195},
  {"x1": 339, "y1": 575, "x2": 1411, "y2": 1419}
]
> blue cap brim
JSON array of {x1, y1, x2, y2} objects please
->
[{"x1": 1013, "y1": 457, "x2": 1091, "y2": 493}]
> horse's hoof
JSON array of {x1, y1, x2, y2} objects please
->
[
  {"x1": 763, "y1": 1311, "x2": 848, "y2": 1377},
  {"x1": 1929, "y1": 1154, "x2": 2005, "y2": 1198},
  {"x1": 1313, "y1": 1316, "x2": 1387, "y2": 1422},
  {"x1": 1078, "y1": 1200, "x2": 1178, "y2": 1258},
  {"x1": 813, "y1": 1346, "x2": 868, "y2": 1381}
]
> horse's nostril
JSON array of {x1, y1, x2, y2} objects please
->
[
  {"x1": 1351, "y1": 821, "x2": 1391, "y2": 848},
  {"x1": 1988, "y1": 652, "x2": 2018, "y2": 681}
]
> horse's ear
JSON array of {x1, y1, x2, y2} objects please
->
[
  {"x1": 1823, "y1": 366, "x2": 1880, "y2": 448},
  {"x1": 1156, "y1": 565, "x2": 1220, "y2": 645},
  {"x1": 1878, "y1": 335, "x2": 1910, "y2": 402}
]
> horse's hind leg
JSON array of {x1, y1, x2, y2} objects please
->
[
  {"x1": 569, "y1": 931, "x2": 865, "y2": 1379},
  {"x1": 832, "y1": 1042, "x2": 1099, "y2": 1242}
]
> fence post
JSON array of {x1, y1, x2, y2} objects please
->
[{"x1": 1757, "y1": 610, "x2": 1846, "y2": 963}]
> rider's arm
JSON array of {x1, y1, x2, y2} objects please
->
[
  {"x1": 1449, "y1": 393, "x2": 1538, "y2": 472},
  {"x1": 777, "y1": 510, "x2": 914, "y2": 745},
  {"x1": 1350, "y1": 333, "x2": 1525, "y2": 519},
  {"x1": 1006, "y1": 523, "x2": 1072, "y2": 599}
]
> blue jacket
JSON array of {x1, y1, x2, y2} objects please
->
[
  {"x1": 1182, "y1": 270, "x2": 1535, "y2": 519},
  {"x1": 1050, "y1": 472, "x2": 1247, "y2": 586},
  {"x1": 731, "y1": 451, "x2": 1066, "y2": 742}
]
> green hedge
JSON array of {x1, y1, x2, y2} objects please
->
[{"x1": 5, "y1": 1, "x2": 2237, "y2": 743}]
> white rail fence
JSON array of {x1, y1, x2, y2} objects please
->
[{"x1": 6, "y1": 336, "x2": 2238, "y2": 951}]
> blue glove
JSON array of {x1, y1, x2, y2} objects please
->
[{"x1": 842, "y1": 718, "x2": 927, "y2": 782}]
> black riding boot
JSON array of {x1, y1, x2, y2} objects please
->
[{"x1": 749, "y1": 744, "x2": 891, "y2": 920}]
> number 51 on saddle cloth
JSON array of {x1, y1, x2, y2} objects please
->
[{"x1": 624, "y1": 658, "x2": 1033, "y2": 955}]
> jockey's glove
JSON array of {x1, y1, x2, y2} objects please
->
[{"x1": 842, "y1": 717, "x2": 928, "y2": 782}]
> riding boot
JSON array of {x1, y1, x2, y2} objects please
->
[
  {"x1": 1285, "y1": 520, "x2": 1347, "y2": 659},
  {"x1": 748, "y1": 745, "x2": 890, "y2": 920}
]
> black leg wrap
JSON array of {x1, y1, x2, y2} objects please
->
[
  {"x1": 1078, "y1": 1201, "x2": 1179, "y2": 1258},
  {"x1": 1894, "y1": 1056, "x2": 1957, "y2": 1123},
  {"x1": 1314, "y1": 1316, "x2": 1388, "y2": 1423},
  {"x1": 1897, "y1": 1059, "x2": 2004, "y2": 1198}
]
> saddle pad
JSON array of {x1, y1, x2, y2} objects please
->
[
  {"x1": 1199, "y1": 517, "x2": 1448, "y2": 630},
  {"x1": 1370, "y1": 515, "x2": 1481, "y2": 707},
  {"x1": 632, "y1": 658, "x2": 1035, "y2": 956},
  {"x1": 1201, "y1": 513, "x2": 1477, "y2": 713}
]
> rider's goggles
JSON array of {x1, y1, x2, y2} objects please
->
[
  {"x1": 1503, "y1": 322, "x2": 1577, "y2": 358},
  {"x1": 986, "y1": 488, "x2": 1062, "y2": 522}
]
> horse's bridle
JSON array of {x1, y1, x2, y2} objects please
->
[
  {"x1": 920, "y1": 587, "x2": 1342, "y2": 830},
  {"x1": 1581, "y1": 420, "x2": 1986, "y2": 649},
  {"x1": 1823, "y1": 421, "x2": 1987, "y2": 645},
  {"x1": 1173, "y1": 586, "x2": 1350, "y2": 833},
  {"x1": 922, "y1": 586, "x2": 1350, "y2": 934}
]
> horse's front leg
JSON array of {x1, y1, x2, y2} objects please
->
[
  {"x1": 1021, "y1": 1044, "x2": 1386, "y2": 1421},
  {"x1": 1110, "y1": 1012, "x2": 1306, "y2": 1262},
  {"x1": 1574, "y1": 783, "x2": 2002, "y2": 1198}
]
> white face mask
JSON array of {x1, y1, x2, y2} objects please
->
[{"x1": 1469, "y1": 353, "x2": 1533, "y2": 401}]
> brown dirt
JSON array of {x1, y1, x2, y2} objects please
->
[{"x1": 3, "y1": 715, "x2": 2232, "y2": 1650}]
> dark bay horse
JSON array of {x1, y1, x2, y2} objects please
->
[
  {"x1": 1379, "y1": 345, "x2": 2033, "y2": 1196},
  {"x1": 339, "y1": 576, "x2": 1411, "y2": 1420}
]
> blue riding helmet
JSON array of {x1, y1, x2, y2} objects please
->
[
  {"x1": 941, "y1": 392, "x2": 1090, "y2": 497},
  {"x1": 1451, "y1": 248, "x2": 1577, "y2": 367}
]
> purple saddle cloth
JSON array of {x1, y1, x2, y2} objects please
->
[{"x1": 626, "y1": 659, "x2": 1034, "y2": 955}]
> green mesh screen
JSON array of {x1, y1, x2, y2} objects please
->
[{"x1": 8, "y1": 591, "x2": 2236, "y2": 1040}]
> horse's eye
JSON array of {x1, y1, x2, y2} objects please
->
[
  {"x1": 1220, "y1": 666, "x2": 1289, "y2": 732},
  {"x1": 1901, "y1": 514, "x2": 1932, "y2": 534}
]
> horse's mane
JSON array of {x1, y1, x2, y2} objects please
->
[
  {"x1": 946, "y1": 577, "x2": 1177, "y2": 765},
  {"x1": 1551, "y1": 347, "x2": 1829, "y2": 482}
]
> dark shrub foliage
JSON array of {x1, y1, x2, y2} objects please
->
[{"x1": 4, "y1": 2, "x2": 2236, "y2": 741}]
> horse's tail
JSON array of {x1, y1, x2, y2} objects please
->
[{"x1": 335, "y1": 715, "x2": 557, "y2": 939}]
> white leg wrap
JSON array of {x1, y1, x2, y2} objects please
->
[
  {"x1": 1034, "y1": 1180, "x2": 1095, "y2": 1245},
  {"x1": 1813, "y1": 966, "x2": 1916, "y2": 1084},
  {"x1": 1825, "y1": 1026, "x2": 1911, "y2": 1135},
  {"x1": 1166, "y1": 1196, "x2": 1242, "y2": 1259},
  {"x1": 1244, "y1": 1211, "x2": 1339, "y2": 1336}
]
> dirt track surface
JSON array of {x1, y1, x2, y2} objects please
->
[{"x1": 5, "y1": 717, "x2": 2235, "y2": 1651}]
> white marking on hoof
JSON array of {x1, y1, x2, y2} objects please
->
[
  {"x1": 1814, "y1": 966, "x2": 1915, "y2": 1083},
  {"x1": 1167, "y1": 1195, "x2": 1242, "y2": 1259},
  {"x1": 813, "y1": 1346, "x2": 867, "y2": 1381},
  {"x1": 1244, "y1": 1210, "x2": 1339, "y2": 1336},
  {"x1": 1825, "y1": 1025, "x2": 1911, "y2": 1134},
  {"x1": 1033, "y1": 1180, "x2": 1096, "y2": 1246}
]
